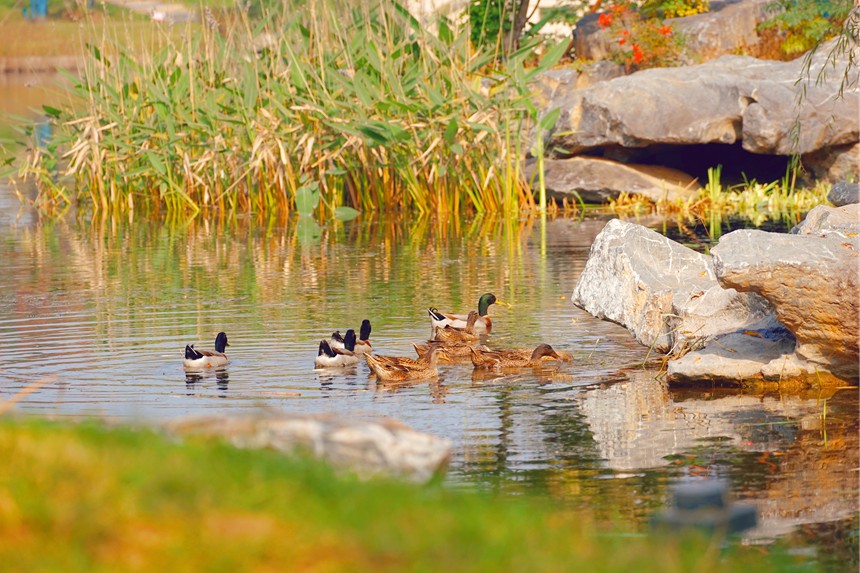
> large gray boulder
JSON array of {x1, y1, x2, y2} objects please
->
[
  {"x1": 550, "y1": 39, "x2": 859, "y2": 169},
  {"x1": 166, "y1": 412, "x2": 452, "y2": 483},
  {"x1": 526, "y1": 157, "x2": 700, "y2": 204},
  {"x1": 712, "y1": 230, "x2": 860, "y2": 378},
  {"x1": 571, "y1": 219, "x2": 777, "y2": 354}
]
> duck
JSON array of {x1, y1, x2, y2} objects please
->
[
  {"x1": 413, "y1": 340, "x2": 490, "y2": 363},
  {"x1": 315, "y1": 329, "x2": 360, "y2": 368},
  {"x1": 184, "y1": 332, "x2": 230, "y2": 369},
  {"x1": 433, "y1": 310, "x2": 480, "y2": 344},
  {"x1": 330, "y1": 319, "x2": 372, "y2": 355},
  {"x1": 428, "y1": 292, "x2": 502, "y2": 335},
  {"x1": 469, "y1": 343, "x2": 562, "y2": 369},
  {"x1": 364, "y1": 343, "x2": 449, "y2": 382}
]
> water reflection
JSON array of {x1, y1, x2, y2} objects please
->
[
  {"x1": 185, "y1": 368, "x2": 230, "y2": 398},
  {"x1": 0, "y1": 203, "x2": 856, "y2": 557}
]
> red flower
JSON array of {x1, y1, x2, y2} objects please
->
[
  {"x1": 618, "y1": 37, "x2": 626, "y2": 46},
  {"x1": 598, "y1": 12, "x2": 613, "y2": 28},
  {"x1": 632, "y1": 44, "x2": 644, "y2": 63},
  {"x1": 658, "y1": 25, "x2": 672, "y2": 36}
]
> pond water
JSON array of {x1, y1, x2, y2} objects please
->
[{"x1": 0, "y1": 185, "x2": 857, "y2": 566}]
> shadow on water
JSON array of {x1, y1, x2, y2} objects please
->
[{"x1": 0, "y1": 201, "x2": 856, "y2": 563}]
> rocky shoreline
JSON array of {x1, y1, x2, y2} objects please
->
[{"x1": 572, "y1": 184, "x2": 860, "y2": 387}]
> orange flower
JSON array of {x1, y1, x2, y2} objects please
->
[
  {"x1": 632, "y1": 44, "x2": 644, "y2": 63},
  {"x1": 598, "y1": 12, "x2": 613, "y2": 28},
  {"x1": 658, "y1": 25, "x2": 672, "y2": 36}
]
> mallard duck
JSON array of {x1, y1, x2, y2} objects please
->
[
  {"x1": 364, "y1": 343, "x2": 449, "y2": 382},
  {"x1": 315, "y1": 329, "x2": 360, "y2": 368},
  {"x1": 413, "y1": 341, "x2": 490, "y2": 363},
  {"x1": 184, "y1": 332, "x2": 229, "y2": 369},
  {"x1": 428, "y1": 292, "x2": 503, "y2": 335},
  {"x1": 433, "y1": 311, "x2": 480, "y2": 343},
  {"x1": 469, "y1": 343, "x2": 562, "y2": 369},
  {"x1": 330, "y1": 319, "x2": 372, "y2": 355}
]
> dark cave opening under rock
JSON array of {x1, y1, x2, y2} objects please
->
[{"x1": 595, "y1": 142, "x2": 797, "y2": 186}]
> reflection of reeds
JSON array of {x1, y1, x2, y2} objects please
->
[
  {"x1": 609, "y1": 168, "x2": 830, "y2": 234},
  {"x1": 3, "y1": 213, "x2": 547, "y2": 349},
  {"x1": 16, "y1": 1, "x2": 564, "y2": 219}
]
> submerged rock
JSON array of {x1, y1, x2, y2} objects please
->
[
  {"x1": 165, "y1": 411, "x2": 452, "y2": 483},
  {"x1": 712, "y1": 229, "x2": 860, "y2": 379},
  {"x1": 571, "y1": 219, "x2": 777, "y2": 354}
]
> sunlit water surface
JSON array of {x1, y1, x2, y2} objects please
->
[{"x1": 0, "y1": 187, "x2": 856, "y2": 565}]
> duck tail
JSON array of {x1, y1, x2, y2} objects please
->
[
  {"x1": 428, "y1": 307, "x2": 445, "y2": 321},
  {"x1": 185, "y1": 344, "x2": 203, "y2": 360},
  {"x1": 359, "y1": 319, "x2": 371, "y2": 341},
  {"x1": 343, "y1": 329, "x2": 357, "y2": 352},
  {"x1": 318, "y1": 340, "x2": 337, "y2": 358}
]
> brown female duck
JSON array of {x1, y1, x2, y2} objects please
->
[
  {"x1": 365, "y1": 344, "x2": 449, "y2": 382},
  {"x1": 469, "y1": 343, "x2": 562, "y2": 369}
]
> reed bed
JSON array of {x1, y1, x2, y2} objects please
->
[{"x1": 13, "y1": 0, "x2": 563, "y2": 218}]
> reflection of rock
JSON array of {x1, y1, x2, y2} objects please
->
[
  {"x1": 526, "y1": 157, "x2": 699, "y2": 204},
  {"x1": 712, "y1": 230, "x2": 860, "y2": 379},
  {"x1": 578, "y1": 372, "x2": 858, "y2": 540},
  {"x1": 166, "y1": 411, "x2": 452, "y2": 483},
  {"x1": 577, "y1": 370, "x2": 836, "y2": 470},
  {"x1": 571, "y1": 219, "x2": 777, "y2": 354}
]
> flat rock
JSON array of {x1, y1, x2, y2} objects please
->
[
  {"x1": 791, "y1": 203, "x2": 860, "y2": 237},
  {"x1": 526, "y1": 157, "x2": 700, "y2": 204},
  {"x1": 571, "y1": 219, "x2": 777, "y2": 353},
  {"x1": 550, "y1": 39, "x2": 859, "y2": 160},
  {"x1": 666, "y1": 329, "x2": 843, "y2": 385},
  {"x1": 828, "y1": 180, "x2": 860, "y2": 206},
  {"x1": 712, "y1": 230, "x2": 860, "y2": 378},
  {"x1": 165, "y1": 411, "x2": 452, "y2": 483}
]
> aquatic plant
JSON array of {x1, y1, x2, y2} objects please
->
[
  {"x1": 11, "y1": 0, "x2": 564, "y2": 218},
  {"x1": 609, "y1": 163, "x2": 830, "y2": 232}
]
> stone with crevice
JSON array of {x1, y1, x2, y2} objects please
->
[
  {"x1": 711, "y1": 229, "x2": 860, "y2": 379},
  {"x1": 571, "y1": 219, "x2": 777, "y2": 354}
]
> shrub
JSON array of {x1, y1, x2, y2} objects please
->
[
  {"x1": 597, "y1": 3, "x2": 688, "y2": 72},
  {"x1": 758, "y1": 0, "x2": 852, "y2": 56}
]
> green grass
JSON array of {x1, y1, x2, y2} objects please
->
[{"x1": 0, "y1": 416, "x2": 809, "y2": 572}]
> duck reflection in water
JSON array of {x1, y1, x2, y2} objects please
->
[{"x1": 184, "y1": 367, "x2": 230, "y2": 398}]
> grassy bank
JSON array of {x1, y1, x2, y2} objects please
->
[{"x1": 0, "y1": 417, "x2": 805, "y2": 572}]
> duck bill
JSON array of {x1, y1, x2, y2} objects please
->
[{"x1": 494, "y1": 298, "x2": 512, "y2": 308}]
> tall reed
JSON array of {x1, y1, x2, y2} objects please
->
[{"x1": 13, "y1": 0, "x2": 563, "y2": 218}]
